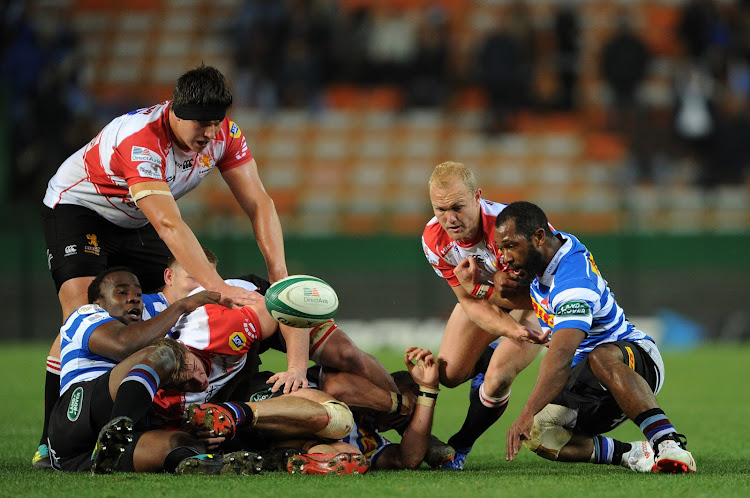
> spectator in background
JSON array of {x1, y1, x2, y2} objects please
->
[
  {"x1": 406, "y1": 6, "x2": 449, "y2": 108},
  {"x1": 553, "y1": 1, "x2": 580, "y2": 110},
  {"x1": 599, "y1": 13, "x2": 652, "y2": 181},
  {"x1": 476, "y1": 10, "x2": 524, "y2": 135},
  {"x1": 707, "y1": 90, "x2": 750, "y2": 186},
  {"x1": 365, "y1": 5, "x2": 418, "y2": 87}
]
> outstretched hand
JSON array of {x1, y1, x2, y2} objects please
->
[
  {"x1": 180, "y1": 290, "x2": 222, "y2": 313},
  {"x1": 506, "y1": 412, "x2": 534, "y2": 461},
  {"x1": 404, "y1": 347, "x2": 439, "y2": 389}
]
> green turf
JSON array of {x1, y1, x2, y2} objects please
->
[{"x1": 2, "y1": 343, "x2": 749, "y2": 496}]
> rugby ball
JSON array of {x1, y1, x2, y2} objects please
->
[{"x1": 265, "y1": 275, "x2": 339, "y2": 328}]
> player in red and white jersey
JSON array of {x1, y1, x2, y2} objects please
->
[
  {"x1": 421, "y1": 161, "x2": 547, "y2": 470},
  {"x1": 35, "y1": 65, "x2": 289, "y2": 470}
]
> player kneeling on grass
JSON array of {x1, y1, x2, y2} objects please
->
[{"x1": 484, "y1": 202, "x2": 695, "y2": 474}]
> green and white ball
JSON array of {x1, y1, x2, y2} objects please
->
[{"x1": 265, "y1": 275, "x2": 339, "y2": 328}]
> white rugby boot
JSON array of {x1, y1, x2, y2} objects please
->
[
  {"x1": 620, "y1": 441, "x2": 655, "y2": 472},
  {"x1": 654, "y1": 437, "x2": 696, "y2": 473}
]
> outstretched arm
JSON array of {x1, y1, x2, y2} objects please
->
[
  {"x1": 221, "y1": 160, "x2": 288, "y2": 283},
  {"x1": 374, "y1": 347, "x2": 439, "y2": 470}
]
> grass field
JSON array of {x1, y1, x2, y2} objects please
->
[{"x1": 1, "y1": 342, "x2": 749, "y2": 497}]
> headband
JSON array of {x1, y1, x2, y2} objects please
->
[{"x1": 172, "y1": 102, "x2": 228, "y2": 121}]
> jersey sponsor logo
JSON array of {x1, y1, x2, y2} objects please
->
[
  {"x1": 624, "y1": 346, "x2": 635, "y2": 370},
  {"x1": 84, "y1": 233, "x2": 100, "y2": 256},
  {"x1": 557, "y1": 300, "x2": 591, "y2": 317},
  {"x1": 243, "y1": 320, "x2": 258, "y2": 340},
  {"x1": 587, "y1": 252, "x2": 601, "y2": 277},
  {"x1": 64, "y1": 244, "x2": 77, "y2": 256},
  {"x1": 67, "y1": 387, "x2": 84, "y2": 421},
  {"x1": 229, "y1": 121, "x2": 241, "y2": 138},
  {"x1": 131, "y1": 146, "x2": 163, "y2": 166},
  {"x1": 78, "y1": 304, "x2": 105, "y2": 315},
  {"x1": 229, "y1": 331, "x2": 247, "y2": 352},
  {"x1": 137, "y1": 161, "x2": 162, "y2": 180},
  {"x1": 531, "y1": 296, "x2": 554, "y2": 328}
]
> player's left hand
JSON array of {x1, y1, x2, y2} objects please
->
[
  {"x1": 454, "y1": 257, "x2": 480, "y2": 295},
  {"x1": 404, "y1": 346, "x2": 438, "y2": 390},
  {"x1": 267, "y1": 367, "x2": 309, "y2": 394},
  {"x1": 506, "y1": 412, "x2": 534, "y2": 461}
]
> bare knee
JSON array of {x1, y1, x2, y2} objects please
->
[{"x1": 438, "y1": 359, "x2": 468, "y2": 388}]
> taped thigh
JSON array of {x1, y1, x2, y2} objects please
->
[{"x1": 523, "y1": 404, "x2": 577, "y2": 460}]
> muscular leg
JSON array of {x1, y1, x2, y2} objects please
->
[
  {"x1": 437, "y1": 304, "x2": 495, "y2": 388},
  {"x1": 442, "y1": 309, "x2": 541, "y2": 468},
  {"x1": 587, "y1": 344, "x2": 659, "y2": 419},
  {"x1": 315, "y1": 324, "x2": 399, "y2": 393}
]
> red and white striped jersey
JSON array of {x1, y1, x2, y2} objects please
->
[
  {"x1": 43, "y1": 101, "x2": 252, "y2": 228},
  {"x1": 153, "y1": 279, "x2": 263, "y2": 419},
  {"x1": 421, "y1": 199, "x2": 508, "y2": 287}
]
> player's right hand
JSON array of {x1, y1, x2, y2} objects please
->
[
  {"x1": 181, "y1": 290, "x2": 221, "y2": 312},
  {"x1": 218, "y1": 284, "x2": 263, "y2": 308},
  {"x1": 493, "y1": 270, "x2": 528, "y2": 297}
]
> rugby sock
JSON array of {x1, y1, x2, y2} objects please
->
[
  {"x1": 163, "y1": 446, "x2": 201, "y2": 473},
  {"x1": 590, "y1": 436, "x2": 631, "y2": 465},
  {"x1": 448, "y1": 384, "x2": 510, "y2": 450},
  {"x1": 40, "y1": 360, "x2": 61, "y2": 446},
  {"x1": 635, "y1": 408, "x2": 678, "y2": 450},
  {"x1": 110, "y1": 364, "x2": 161, "y2": 424},
  {"x1": 216, "y1": 402, "x2": 252, "y2": 427}
]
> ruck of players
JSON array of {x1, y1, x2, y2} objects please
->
[{"x1": 33, "y1": 65, "x2": 695, "y2": 476}]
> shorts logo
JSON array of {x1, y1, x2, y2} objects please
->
[
  {"x1": 137, "y1": 161, "x2": 162, "y2": 180},
  {"x1": 85, "y1": 233, "x2": 100, "y2": 256},
  {"x1": 131, "y1": 146, "x2": 163, "y2": 166},
  {"x1": 64, "y1": 244, "x2": 77, "y2": 256},
  {"x1": 229, "y1": 331, "x2": 247, "y2": 352},
  {"x1": 557, "y1": 301, "x2": 591, "y2": 317},
  {"x1": 249, "y1": 388, "x2": 273, "y2": 402},
  {"x1": 47, "y1": 249, "x2": 53, "y2": 270},
  {"x1": 67, "y1": 387, "x2": 84, "y2": 421}
]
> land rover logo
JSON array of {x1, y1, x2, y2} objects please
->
[
  {"x1": 249, "y1": 388, "x2": 273, "y2": 402},
  {"x1": 67, "y1": 387, "x2": 84, "y2": 421}
]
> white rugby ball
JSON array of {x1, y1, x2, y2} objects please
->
[{"x1": 265, "y1": 275, "x2": 339, "y2": 328}]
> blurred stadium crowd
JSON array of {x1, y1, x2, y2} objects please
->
[{"x1": 2, "y1": 0, "x2": 750, "y2": 235}]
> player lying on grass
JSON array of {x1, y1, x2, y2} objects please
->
[
  {"x1": 140, "y1": 252, "x2": 407, "y2": 424},
  {"x1": 472, "y1": 202, "x2": 695, "y2": 473},
  {"x1": 48, "y1": 267, "x2": 356, "y2": 474},
  {"x1": 191, "y1": 346, "x2": 443, "y2": 474}
]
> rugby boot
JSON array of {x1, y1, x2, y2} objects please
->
[
  {"x1": 287, "y1": 452, "x2": 370, "y2": 475},
  {"x1": 91, "y1": 416, "x2": 134, "y2": 474},
  {"x1": 424, "y1": 435, "x2": 456, "y2": 468},
  {"x1": 177, "y1": 451, "x2": 263, "y2": 475},
  {"x1": 184, "y1": 403, "x2": 237, "y2": 438},
  {"x1": 32, "y1": 444, "x2": 52, "y2": 470},
  {"x1": 654, "y1": 435, "x2": 696, "y2": 473},
  {"x1": 258, "y1": 447, "x2": 304, "y2": 471},
  {"x1": 439, "y1": 446, "x2": 471, "y2": 470},
  {"x1": 621, "y1": 441, "x2": 655, "y2": 472}
]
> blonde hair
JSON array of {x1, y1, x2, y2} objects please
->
[{"x1": 428, "y1": 161, "x2": 478, "y2": 193}]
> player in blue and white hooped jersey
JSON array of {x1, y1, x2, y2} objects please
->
[{"x1": 492, "y1": 202, "x2": 696, "y2": 474}]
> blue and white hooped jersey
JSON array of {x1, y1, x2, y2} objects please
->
[
  {"x1": 142, "y1": 292, "x2": 169, "y2": 321},
  {"x1": 340, "y1": 416, "x2": 391, "y2": 464},
  {"x1": 530, "y1": 231, "x2": 653, "y2": 366},
  {"x1": 59, "y1": 304, "x2": 119, "y2": 395}
]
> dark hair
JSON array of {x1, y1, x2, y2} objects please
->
[
  {"x1": 167, "y1": 246, "x2": 218, "y2": 269},
  {"x1": 151, "y1": 337, "x2": 189, "y2": 386},
  {"x1": 172, "y1": 64, "x2": 232, "y2": 108},
  {"x1": 496, "y1": 201, "x2": 553, "y2": 240},
  {"x1": 87, "y1": 266, "x2": 136, "y2": 303}
]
